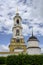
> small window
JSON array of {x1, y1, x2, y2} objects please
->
[
  {"x1": 16, "y1": 29, "x2": 19, "y2": 36},
  {"x1": 16, "y1": 19, "x2": 19, "y2": 24},
  {"x1": 16, "y1": 39, "x2": 20, "y2": 43}
]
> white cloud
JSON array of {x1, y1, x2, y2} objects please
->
[
  {"x1": 40, "y1": 44, "x2": 43, "y2": 53},
  {"x1": 0, "y1": 0, "x2": 43, "y2": 36},
  {"x1": 0, "y1": 44, "x2": 9, "y2": 52},
  {"x1": 41, "y1": 48, "x2": 43, "y2": 53},
  {"x1": 22, "y1": 24, "x2": 29, "y2": 36}
]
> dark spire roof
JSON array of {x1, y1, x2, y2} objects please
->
[
  {"x1": 27, "y1": 29, "x2": 39, "y2": 42},
  {"x1": 28, "y1": 36, "x2": 38, "y2": 41},
  {"x1": 32, "y1": 28, "x2": 33, "y2": 37}
]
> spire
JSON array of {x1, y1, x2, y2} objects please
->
[
  {"x1": 16, "y1": 6, "x2": 19, "y2": 16},
  {"x1": 32, "y1": 28, "x2": 33, "y2": 37},
  {"x1": 16, "y1": 6, "x2": 19, "y2": 14}
]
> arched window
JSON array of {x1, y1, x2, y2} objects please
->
[
  {"x1": 16, "y1": 29, "x2": 19, "y2": 36},
  {"x1": 16, "y1": 39, "x2": 20, "y2": 43},
  {"x1": 16, "y1": 19, "x2": 19, "y2": 24}
]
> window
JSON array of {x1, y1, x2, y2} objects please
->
[
  {"x1": 16, "y1": 19, "x2": 19, "y2": 24},
  {"x1": 16, "y1": 39, "x2": 20, "y2": 43},
  {"x1": 16, "y1": 29, "x2": 19, "y2": 36}
]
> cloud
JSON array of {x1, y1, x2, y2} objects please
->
[
  {"x1": 41, "y1": 48, "x2": 43, "y2": 53},
  {"x1": 0, "y1": 0, "x2": 43, "y2": 36},
  {"x1": 22, "y1": 24, "x2": 29, "y2": 36},
  {"x1": 40, "y1": 44, "x2": 43, "y2": 53},
  {"x1": 0, "y1": 44, "x2": 9, "y2": 52}
]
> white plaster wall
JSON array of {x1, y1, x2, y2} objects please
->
[
  {"x1": 13, "y1": 28, "x2": 23, "y2": 38},
  {"x1": 13, "y1": 16, "x2": 22, "y2": 38},
  {"x1": 13, "y1": 35, "x2": 24, "y2": 39},
  {"x1": 27, "y1": 48, "x2": 41, "y2": 55},
  {"x1": 28, "y1": 41, "x2": 39, "y2": 47},
  {"x1": 14, "y1": 49, "x2": 23, "y2": 52},
  {"x1": 13, "y1": 28, "x2": 16, "y2": 38},
  {"x1": 14, "y1": 17, "x2": 21, "y2": 26}
]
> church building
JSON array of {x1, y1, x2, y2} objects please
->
[
  {"x1": 0, "y1": 9, "x2": 41, "y2": 56},
  {"x1": 9, "y1": 10, "x2": 41, "y2": 55},
  {"x1": 9, "y1": 11, "x2": 27, "y2": 54},
  {"x1": 27, "y1": 30, "x2": 41, "y2": 55}
]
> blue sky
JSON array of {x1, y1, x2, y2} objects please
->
[{"x1": 0, "y1": 0, "x2": 43, "y2": 53}]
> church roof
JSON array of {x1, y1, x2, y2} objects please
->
[
  {"x1": 27, "y1": 29, "x2": 39, "y2": 42},
  {"x1": 28, "y1": 36, "x2": 39, "y2": 41}
]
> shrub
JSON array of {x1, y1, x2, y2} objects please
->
[
  {"x1": 0, "y1": 57, "x2": 6, "y2": 64},
  {"x1": 6, "y1": 54, "x2": 43, "y2": 65}
]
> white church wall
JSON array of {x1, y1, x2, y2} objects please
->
[
  {"x1": 12, "y1": 28, "x2": 17, "y2": 38},
  {"x1": 27, "y1": 48, "x2": 41, "y2": 55},
  {"x1": 14, "y1": 17, "x2": 21, "y2": 26},
  {"x1": 13, "y1": 27, "x2": 23, "y2": 38},
  {"x1": 28, "y1": 41, "x2": 39, "y2": 47},
  {"x1": 14, "y1": 49, "x2": 23, "y2": 52}
]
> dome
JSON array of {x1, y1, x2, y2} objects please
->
[
  {"x1": 27, "y1": 30, "x2": 39, "y2": 42},
  {"x1": 13, "y1": 13, "x2": 22, "y2": 20},
  {"x1": 27, "y1": 36, "x2": 39, "y2": 41}
]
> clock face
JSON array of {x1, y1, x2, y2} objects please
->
[{"x1": 16, "y1": 19, "x2": 19, "y2": 24}]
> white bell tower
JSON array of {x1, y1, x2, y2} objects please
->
[
  {"x1": 12, "y1": 12, "x2": 23, "y2": 38},
  {"x1": 9, "y1": 8, "x2": 27, "y2": 53}
]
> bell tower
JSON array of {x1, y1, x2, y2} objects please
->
[{"x1": 9, "y1": 9, "x2": 27, "y2": 54}]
